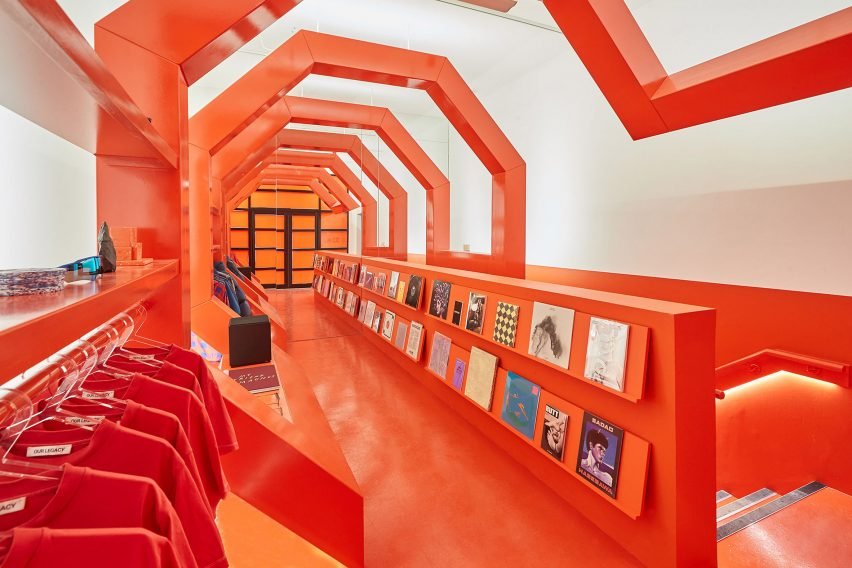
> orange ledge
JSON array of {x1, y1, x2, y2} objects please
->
[{"x1": 0, "y1": 260, "x2": 179, "y2": 380}]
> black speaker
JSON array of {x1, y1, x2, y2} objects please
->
[{"x1": 228, "y1": 315, "x2": 271, "y2": 367}]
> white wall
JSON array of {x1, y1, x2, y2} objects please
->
[
  {"x1": 0, "y1": 106, "x2": 96, "y2": 269},
  {"x1": 447, "y1": 26, "x2": 852, "y2": 296}
]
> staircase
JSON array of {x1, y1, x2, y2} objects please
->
[{"x1": 717, "y1": 482, "x2": 852, "y2": 567}]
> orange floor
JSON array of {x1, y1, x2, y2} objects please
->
[
  {"x1": 271, "y1": 289, "x2": 642, "y2": 567},
  {"x1": 717, "y1": 488, "x2": 852, "y2": 568}
]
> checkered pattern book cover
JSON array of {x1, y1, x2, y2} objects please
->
[{"x1": 492, "y1": 301, "x2": 520, "y2": 347}]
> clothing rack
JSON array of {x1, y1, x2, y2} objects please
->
[{"x1": 0, "y1": 302, "x2": 147, "y2": 423}]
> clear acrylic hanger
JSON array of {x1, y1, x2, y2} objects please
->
[
  {"x1": 0, "y1": 388, "x2": 58, "y2": 481},
  {"x1": 126, "y1": 304, "x2": 169, "y2": 348},
  {"x1": 0, "y1": 364, "x2": 94, "y2": 479},
  {"x1": 95, "y1": 326, "x2": 137, "y2": 378},
  {"x1": 52, "y1": 341, "x2": 125, "y2": 414},
  {"x1": 108, "y1": 312, "x2": 162, "y2": 368}
]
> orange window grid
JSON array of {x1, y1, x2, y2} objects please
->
[
  {"x1": 321, "y1": 231, "x2": 347, "y2": 249},
  {"x1": 292, "y1": 271, "x2": 314, "y2": 285},
  {"x1": 254, "y1": 231, "x2": 278, "y2": 249},
  {"x1": 322, "y1": 212, "x2": 347, "y2": 229},
  {"x1": 230, "y1": 210, "x2": 248, "y2": 228},
  {"x1": 292, "y1": 215, "x2": 316, "y2": 230},
  {"x1": 231, "y1": 230, "x2": 249, "y2": 249},
  {"x1": 292, "y1": 251, "x2": 315, "y2": 270},
  {"x1": 254, "y1": 250, "x2": 278, "y2": 268},
  {"x1": 292, "y1": 232, "x2": 316, "y2": 250}
]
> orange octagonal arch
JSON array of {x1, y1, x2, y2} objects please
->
[{"x1": 191, "y1": 31, "x2": 525, "y2": 277}]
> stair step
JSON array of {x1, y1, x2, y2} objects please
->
[
  {"x1": 716, "y1": 489, "x2": 733, "y2": 503},
  {"x1": 716, "y1": 495, "x2": 738, "y2": 509},
  {"x1": 716, "y1": 488, "x2": 777, "y2": 523},
  {"x1": 717, "y1": 493, "x2": 782, "y2": 527},
  {"x1": 717, "y1": 481, "x2": 827, "y2": 542}
]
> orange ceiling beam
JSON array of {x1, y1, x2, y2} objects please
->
[
  {"x1": 542, "y1": 1, "x2": 852, "y2": 139},
  {"x1": 190, "y1": 30, "x2": 524, "y2": 277}
]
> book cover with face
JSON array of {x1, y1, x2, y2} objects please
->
[
  {"x1": 405, "y1": 275, "x2": 424, "y2": 309},
  {"x1": 576, "y1": 412, "x2": 624, "y2": 499},
  {"x1": 428, "y1": 280, "x2": 452, "y2": 319},
  {"x1": 465, "y1": 292, "x2": 487, "y2": 335}
]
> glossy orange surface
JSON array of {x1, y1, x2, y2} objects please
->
[
  {"x1": 272, "y1": 289, "x2": 643, "y2": 567},
  {"x1": 216, "y1": 347, "x2": 364, "y2": 567},
  {"x1": 543, "y1": 1, "x2": 852, "y2": 138},
  {"x1": 718, "y1": 488, "x2": 852, "y2": 567},
  {"x1": 0, "y1": 261, "x2": 178, "y2": 381},
  {"x1": 218, "y1": 494, "x2": 343, "y2": 568}
]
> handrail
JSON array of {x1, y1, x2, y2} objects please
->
[{"x1": 715, "y1": 349, "x2": 851, "y2": 392}]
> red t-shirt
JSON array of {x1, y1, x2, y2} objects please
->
[
  {"x1": 0, "y1": 465, "x2": 196, "y2": 568},
  {"x1": 104, "y1": 357, "x2": 206, "y2": 405},
  {"x1": 9, "y1": 420, "x2": 226, "y2": 568},
  {"x1": 55, "y1": 398, "x2": 212, "y2": 513},
  {"x1": 0, "y1": 527, "x2": 187, "y2": 568},
  {"x1": 124, "y1": 345, "x2": 239, "y2": 454},
  {"x1": 77, "y1": 372, "x2": 228, "y2": 507}
]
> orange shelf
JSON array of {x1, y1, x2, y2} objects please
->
[
  {"x1": 0, "y1": 1, "x2": 177, "y2": 166},
  {"x1": 0, "y1": 260, "x2": 179, "y2": 380}
]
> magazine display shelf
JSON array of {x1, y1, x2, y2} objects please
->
[{"x1": 315, "y1": 251, "x2": 716, "y2": 567}]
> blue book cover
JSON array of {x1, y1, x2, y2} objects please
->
[{"x1": 500, "y1": 371, "x2": 541, "y2": 440}]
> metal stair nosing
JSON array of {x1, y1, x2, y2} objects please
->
[{"x1": 716, "y1": 481, "x2": 827, "y2": 541}]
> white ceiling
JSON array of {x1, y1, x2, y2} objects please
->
[
  {"x1": 625, "y1": 0, "x2": 851, "y2": 73},
  {"x1": 58, "y1": 0, "x2": 851, "y2": 125}
]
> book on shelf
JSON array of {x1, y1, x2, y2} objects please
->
[
  {"x1": 364, "y1": 301, "x2": 376, "y2": 327},
  {"x1": 452, "y1": 300, "x2": 464, "y2": 326},
  {"x1": 405, "y1": 321, "x2": 425, "y2": 361},
  {"x1": 227, "y1": 363, "x2": 280, "y2": 394},
  {"x1": 576, "y1": 412, "x2": 624, "y2": 499},
  {"x1": 451, "y1": 358, "x2": 466, "y2": 390},
  {"x1": 371, "y1": 311, "x2": 382, "y2": 333},
  {"x1": 427, "y1": 332, "x2": 452, "y2": 379},
  {"x1": 387, "y1": 271, "x2": 399, "y2": 298},
  {"x1": 428, "y1": 280, "x2": 452, "y2": 319},
  {"x1": 540, "y1": 404, "x2": 568, "y2": 462},
  {"x1": 405, "y1": 275, "x2": 424, "y2": 309},
  {"x1": 465, "y1": 292, "x2": 487, "y2": 335},
  {"x1": 528, "y1": 302, "x2": 575, "y2": 370},
  {"x1": 464, "y1": 346, "x2": 498, "y2": 410},
  {"x1": 375, "y1": 272, "x2": 387, "y2": 295},
  {"x1": 396, "y1": 281, "x2": 406, "y2": 303},
  {"x1": 499, "y1": 371, "x2": 541, "y2": 440},
  {"x1": 395, "y1": 322, "x2": 408, "y2": 351},
  {"x1": 583, "y1": 317, "x2": 630, "y2": 393},
  {"x1": 492, "y1": 301, "x2": 520, "y2": 347},
  {"x1": 381, "y1": 310, "x2": 396, "y2": 340}
]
